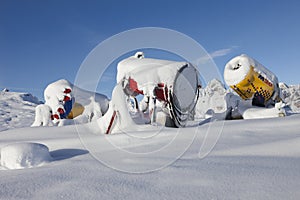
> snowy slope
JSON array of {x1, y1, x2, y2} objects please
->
[
  {"x1": 0, "y1": 114, "x2": 300, "y2": 199},
  {"x1": 0, "y1": 91, "x2": 40, "y2": 132}
]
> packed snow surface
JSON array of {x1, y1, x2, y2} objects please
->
[
  {"x1": 0, "y1": 114, "x2": 300, "y2": 199},
  {"x1": 1, "y1": 81, "x2": 300, "y2": 199}
]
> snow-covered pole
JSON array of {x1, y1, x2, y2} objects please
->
[
  {"x1": 106, "y1": 110, "x2": 117, "y2": 134},
  {"x1": 150, "y1": 97, "x2": 157, "y2": 124}
]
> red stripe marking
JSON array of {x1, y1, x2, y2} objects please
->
[{"x1": 106, "y1": 111, "x2": 117, "y2": 134}]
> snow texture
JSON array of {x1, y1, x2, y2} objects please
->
[
  {"x1": 31, "y1": 104, "x2": 53, "y2": 127},
  {"x1": 280, "y1": 84, "x2": 300, "y2": 113},
  {"x1": 238, "y1": 101, "x2": 286, "y2": 119},
  {"x1": 0, "y1": 112, "x2": 300, "y2": 199},
  {"x1": 0, "y1": 91, "x2": 40, "y2": 131},
  {"x1": 0, "y1": 142, "x2": 52, "y2": 170},
  {"x1": 1, "y1": 83, "x2": 300, "y2": 199},
  {"x1": 195, "y1": 79, "x2": 229, "y2": 119},
  {"x1": 96, "y1": 84, "x2": 136, "y2": 134}
]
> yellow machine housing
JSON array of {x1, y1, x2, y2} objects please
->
[
  {"x1": 231, "y1": 66, "x2": 275, "y2": 103},
  {"x1": 67, "y1": 102, "x2": 85, "y2": 119}
]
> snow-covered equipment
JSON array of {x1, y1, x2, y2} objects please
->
[
  {"x1": 224, "y1": 54, "x2": 280, "y2": 107},
  {"x1": 67, "y1": 102, "x2": 85, "y2": 119},
  {"x1": 44, "y1": 79, "x2": 74, "y2": 121},
  {"x1": 32, "y1": 79, "x2": 109, "y2": 126},
  {"x1": 195, "y1": 79, "x2": 233, "y2": 120},
  {"x1": 117, "y1": 52, "x2": 200, "y2": 127}
]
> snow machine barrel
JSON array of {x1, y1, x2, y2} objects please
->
[
  {"x1": 224, "y1": 54, "x2": 280, "y2": 107},
  {"x1": 117, "y1": 52, "x2": 200, "y2": 127}
]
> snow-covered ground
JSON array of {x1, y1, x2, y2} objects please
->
[
  {"x1": 0, "y1": 113, "x2": 300, "y2": 199},
  {"x1": 1, "y1": 84, "x2": 300, "y2": 199}
]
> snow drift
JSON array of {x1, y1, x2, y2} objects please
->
[{"x1": 0, "y1": 142, "x2": 52, "y2": 170}]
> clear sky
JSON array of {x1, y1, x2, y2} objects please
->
[{"x1": 1, "y1": 0, "x2": 300, "y2": 99}]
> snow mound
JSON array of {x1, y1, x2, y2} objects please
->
[
  {"x1": 195, "y1": 79, "x2": 229, "y2": 119},
  {"x1": 0, "y1": 143, "x2": 52, "y2": 170},
  {"x1": 280, "y1": 84, "x2": 300, "y2": 113},
  {"x1": 238, "y1": 101, "x2": 286, "y2": 119}
]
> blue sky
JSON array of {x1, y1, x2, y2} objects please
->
[{"x1": 1, "y1": 0, "x2": 300, "y2": 99}]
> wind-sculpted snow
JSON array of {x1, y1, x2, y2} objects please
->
[
  {"x1": 0, "y1": 113, "x2": 300, "y2": 199},
  {"x1": 0, "y1": 143, "x2": 52, "y2": 170},
  {"x1": 280, "y1": 83, "x2": 300, "y2": 113},
  {"x1": 195, "y1": 79, "x2": 229, "y2": 119},
  {"x1": 0, "y1": 91, "x2": 40, "y2": 131}
]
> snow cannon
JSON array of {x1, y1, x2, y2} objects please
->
[
  {"x1": 117, "y1": 52, "x2": 200, "y2": 127},
  {"x1": 224, "y1": 54, "x2": 280, "y2": 107}
]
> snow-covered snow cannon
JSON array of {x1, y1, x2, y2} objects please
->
[
  {"x1": 116, "y1": 52, "x2": 200, "y2": 127},
  {"x1": 224, "y1": 54, "x2": 281, "y2": 107}
]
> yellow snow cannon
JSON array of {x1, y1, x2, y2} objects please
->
[
  {"x1": 67, "y1": 102, "x2": 85, "y2": 119},
  {"x1": 224, "y1": 54, "x2": 280, "y2": 107}
]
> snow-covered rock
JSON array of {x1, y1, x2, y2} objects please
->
[
  {"x1": 280, "y1": 84, "x2": 300, "y2": 113},
  {"x1": 195, "y1": 79, "x2": 229, "y2": 119},
  {"x1": 0, "y1": 142, "x2": 52, "y2": 170}
]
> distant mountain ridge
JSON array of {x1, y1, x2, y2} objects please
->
[{"x1": 0, "y1": 91, "x2": 41, "y2": 132}]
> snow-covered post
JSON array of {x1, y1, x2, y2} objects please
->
[
  {"x1": 31, "y1": 104, "x2": 53, "y2": 127},
  {"x1": 97, "y1": 84, "x2": 136, "y2": 134}
]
